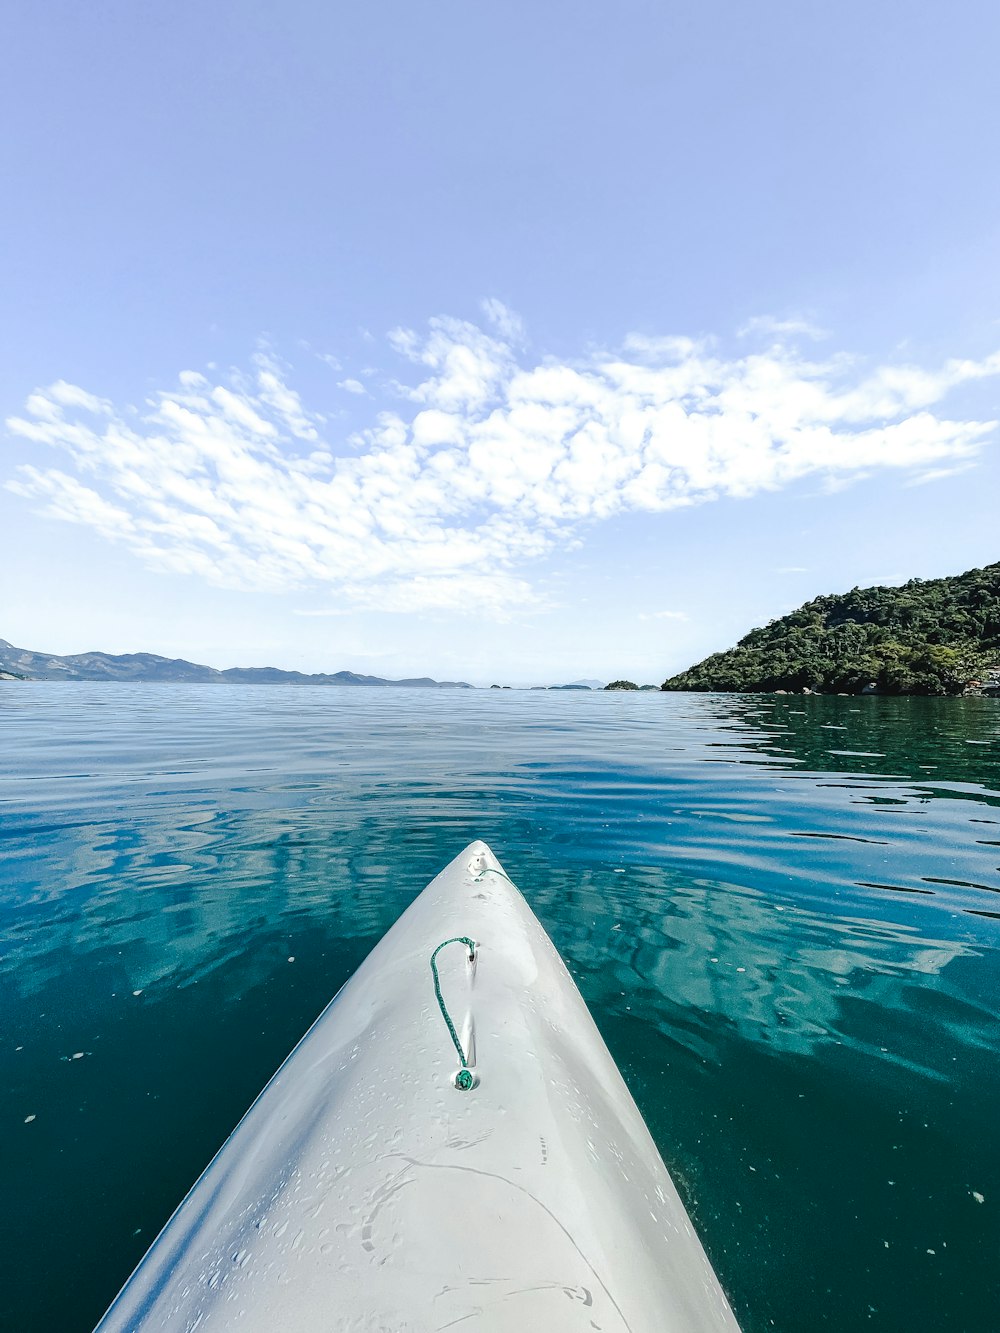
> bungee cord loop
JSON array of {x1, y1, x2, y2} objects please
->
[{"x1": 430, "y1": 936, "x2": 477, "y2": 1091}]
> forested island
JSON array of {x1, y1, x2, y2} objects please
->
[{"x1": 662, "y1": 561, "x2": 1000, "y2": 697}]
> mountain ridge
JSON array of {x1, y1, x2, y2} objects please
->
[{"x1": 0, "y1": 639, "x2": 473, "y2": 688}]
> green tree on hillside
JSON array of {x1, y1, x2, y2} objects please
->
[{"x1": 661, "y1": 562, "x2": 1000, "y2": 696}]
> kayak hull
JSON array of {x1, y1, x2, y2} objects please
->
[{"x1": 96, "y1": 841, "x2": 740, "y2": 1331}]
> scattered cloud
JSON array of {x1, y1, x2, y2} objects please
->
[
  {"x1": 864, "y1": 572, "x2": 908, "y2": 587},
  {"x1": 639, "y1": 610, "x2": 689, "y2": 621},
  {"x1": 821, "y1": 471, "x2": 871, "y2": 495},
  {"x1": 903, "y1": 462, "x2": 978, "y2": 487},
  {"x1": 6, "y1": 309, "x2": 999, "y2": 615},
  {"x1": 480, "y1": 298, "x2": 525, "y2": 343},
  {"x1": 738, "y1": 314, "x2": 829, "y2": 341},
  {"x1": 338, "y1": 378, "x2": 367, "y2": 396},
  {"x1": 252, "y1": 351, "x2": 319, "y2": 441}
]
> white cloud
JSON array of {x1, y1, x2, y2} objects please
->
[
  {"x1": 253, "y1": 352, "x2": 319, "y2": 441},
  {"x1": 480, "y1": 298, "x2": 524, "y2": 343},
  {"x1": 388, "y1": 315, "x2": 514, "y2": 412},
  {"x1": 24, "y1": 380, "x2": 111, "y2": 421},
  {"x1": 6, "y1": 310, "x2": 999, "y2": 615},
  {"x1": 338, "y1": 378, "x2": 367, "y2": 395},
  {"x1": 639, "y1": 610, "x2": 689, "y2": 621},
  {"x1": 903, "y1": 462, "x2": 979, "y2": 487},
  {"x1": 739, "y1": 314, "x2": 829, "y2": 340}
]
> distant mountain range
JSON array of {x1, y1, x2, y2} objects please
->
[{"x1": 0, "y1": 638, "x2": 473, "y2": 688}]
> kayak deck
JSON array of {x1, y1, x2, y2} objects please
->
[{"x1": 96, "y1": 841, "x2": 740, "y2": 1331}]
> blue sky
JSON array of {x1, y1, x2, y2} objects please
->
[{"x1": 3, "y1": 1, "x2": 999, "y2": 685}]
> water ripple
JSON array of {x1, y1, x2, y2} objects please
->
[{"x1": 1, "y1": 684, "x2": 998, "y2": 1331}]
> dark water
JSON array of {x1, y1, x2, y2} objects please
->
[{"x1": 2, "y1": 686, "x2": 999, "y2": 1332}]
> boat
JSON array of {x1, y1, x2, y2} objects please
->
[{"x1": 95, "y1": 841, "x2": 740, "y2": 1331}]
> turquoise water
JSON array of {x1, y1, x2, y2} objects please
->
[{"x1": 2, "y1": 685, "x2": 999, "y2": 1331}]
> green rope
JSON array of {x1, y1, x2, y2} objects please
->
[
  {"x1": 474, "y1": 866, "x2": 514, "y2": 886},
  {"x1": 430, "y1": 936, "x2": 477, "y2": 1092}
]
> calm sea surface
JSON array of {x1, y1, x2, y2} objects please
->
[{"x1": 2, "y1": 685, "x2": 999, "y2": 1332}]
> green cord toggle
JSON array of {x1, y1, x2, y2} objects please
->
[{"x1": 430, "y1": 936, "x2": 477, "y2": 1092}]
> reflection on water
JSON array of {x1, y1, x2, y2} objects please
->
[
  {"x1": 540, "y1": 866, "x2": 982, "y2": 1068},
  {"x1": 1, "y1": 685, "x2": 998, "y2": 1331}
]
